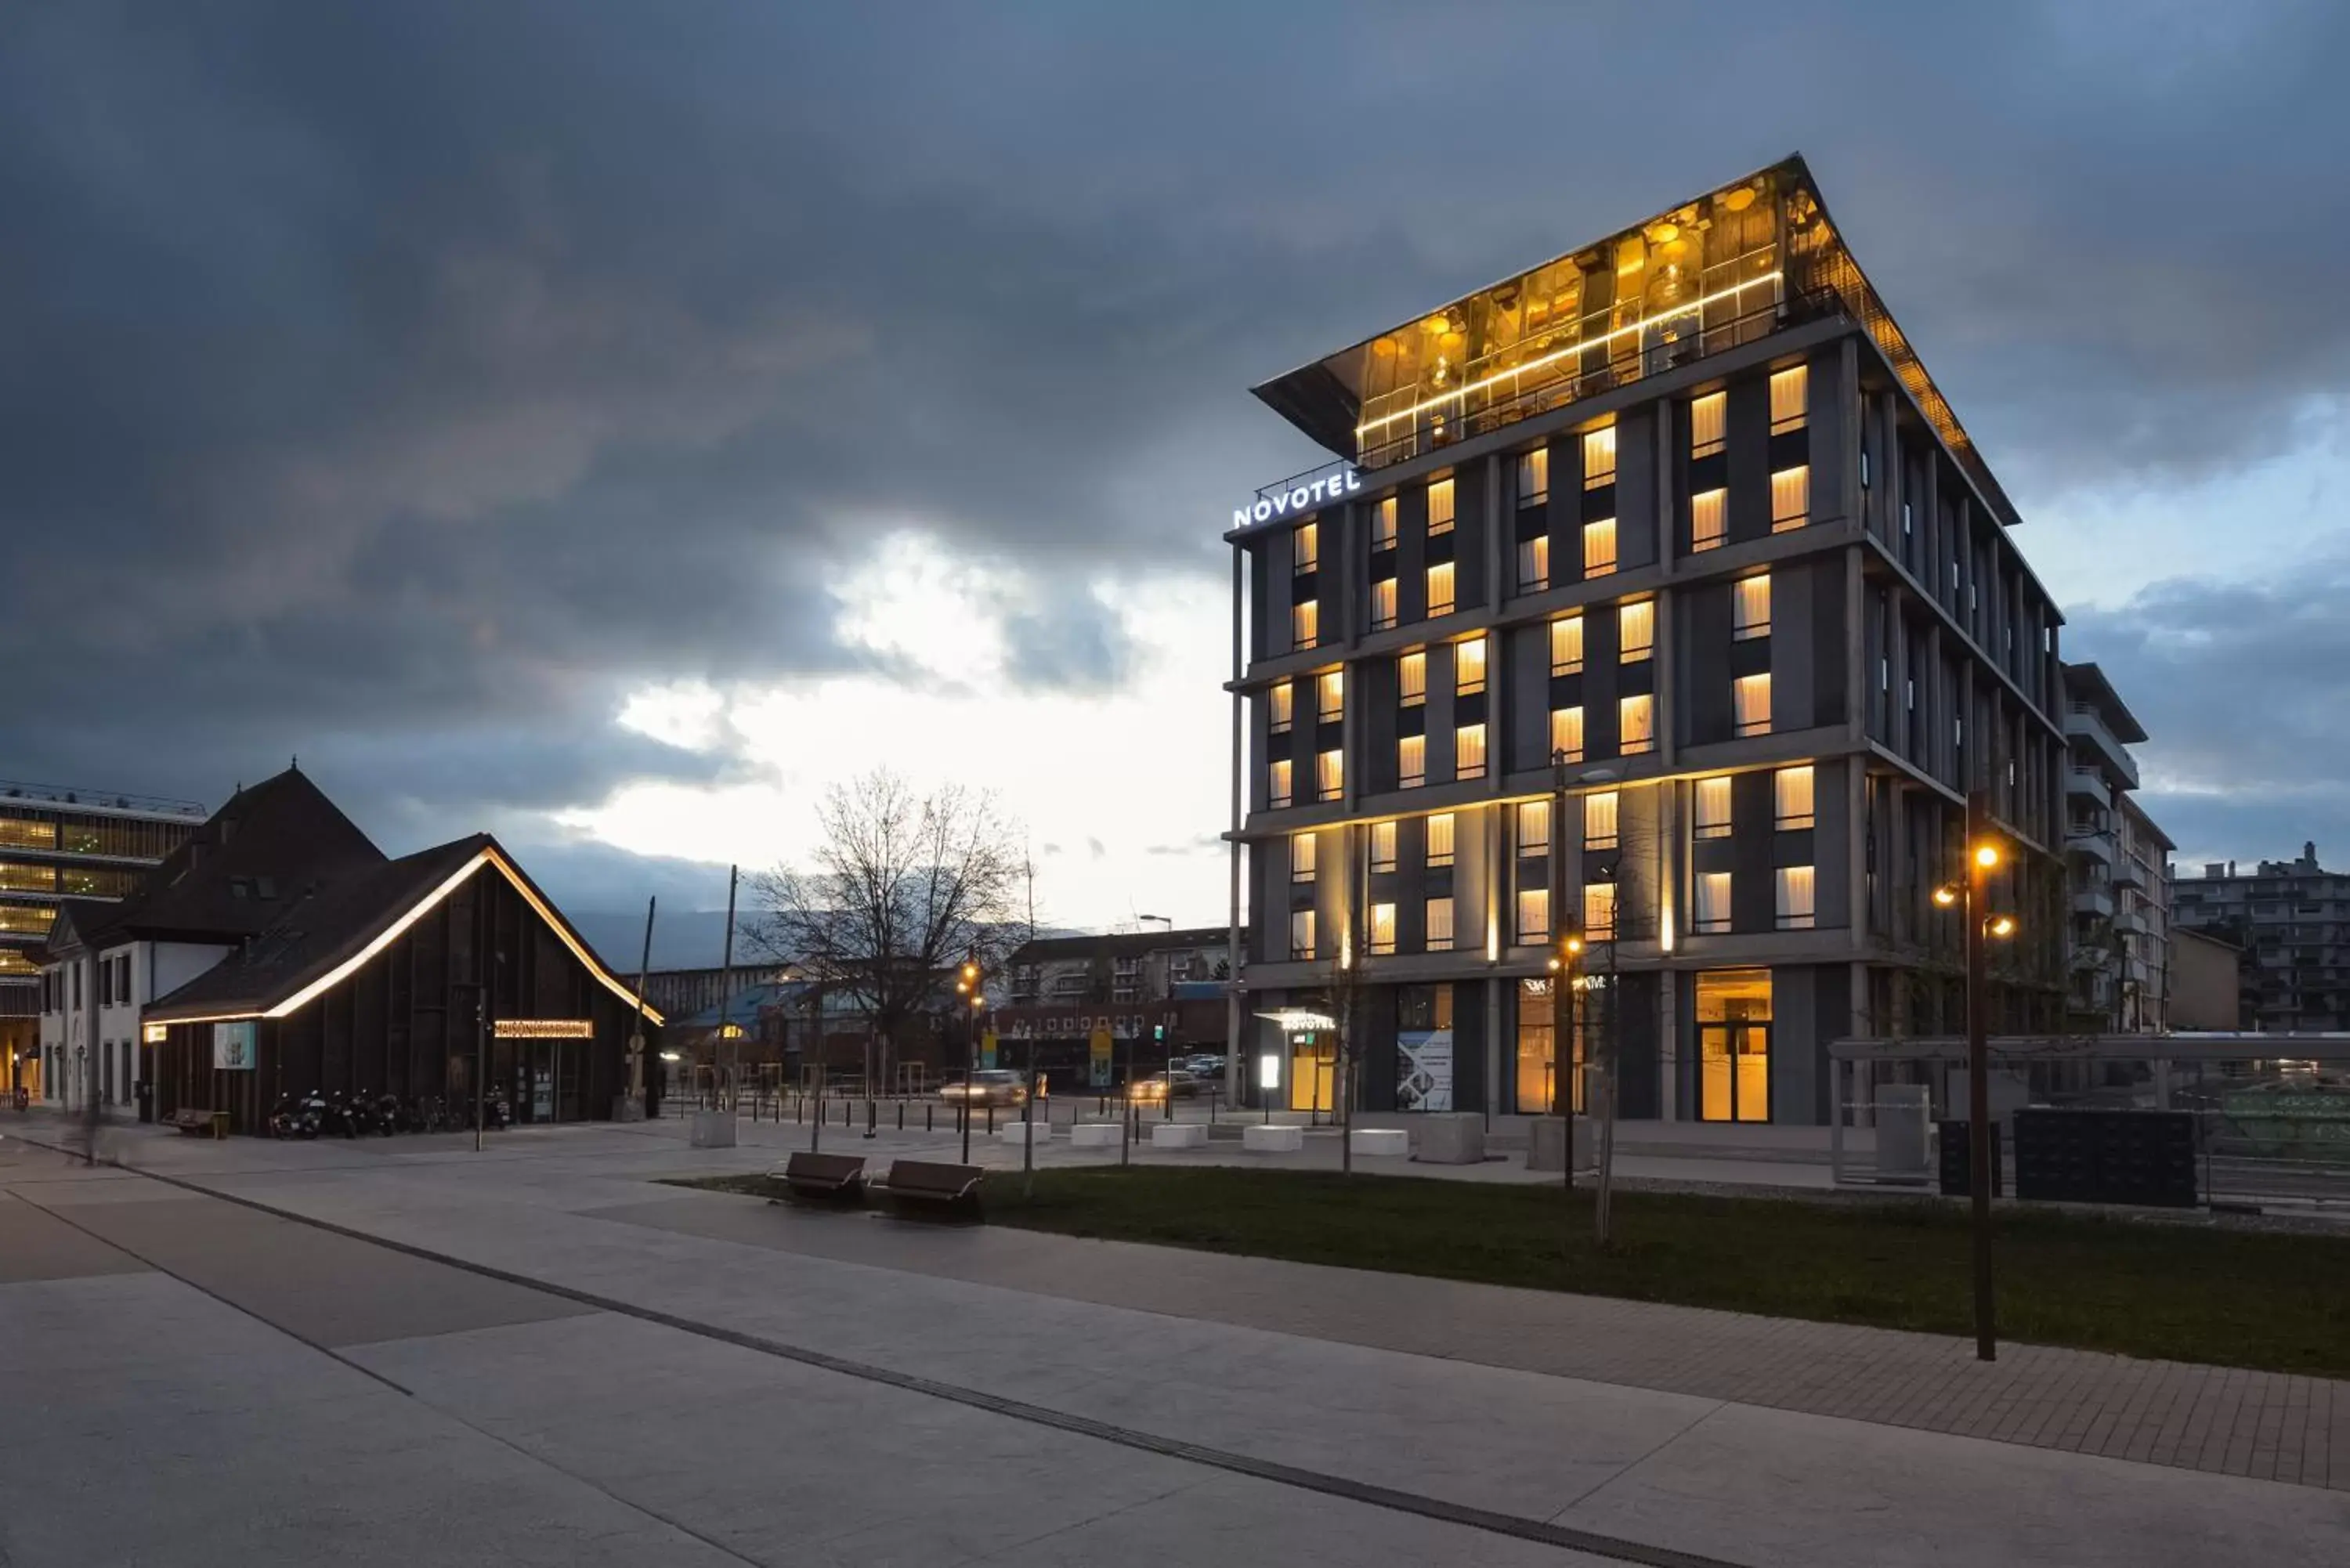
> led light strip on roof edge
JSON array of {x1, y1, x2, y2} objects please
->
[
  {"x1": 150, "y1": 848, "x2": 665, "y2": 1028},
  {"x1": 1354, "y1": 272, "x2": 1784, "y2": 439}
]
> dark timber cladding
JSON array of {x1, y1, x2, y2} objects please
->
[{"x1": 144, "y1": 844, "x2": 660, "y2": 1134}]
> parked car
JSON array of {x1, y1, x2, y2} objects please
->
[
  {"x1": 939, "y1": 1069, "x2": 1029, "y2": 1107},
  {"x1": 1184, "y1": 1055, "x2": 1227, "y2": 1078}
]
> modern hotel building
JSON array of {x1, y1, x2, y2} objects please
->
[{"x1": 1227, "y1": 156, "x2": 2069, "y2": 1126}]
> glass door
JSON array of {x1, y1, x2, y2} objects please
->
[{"x1": 1699, "y1": 1021, "x2": 1772, "y2": 1122}]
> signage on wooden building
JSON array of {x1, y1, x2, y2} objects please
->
[
  {"x1": 493, "y1": 1018, "x2": 593, "y2": 1039},
  {"x1": 212, "y1": 1021, "x2": 255, "y2": 1070}
]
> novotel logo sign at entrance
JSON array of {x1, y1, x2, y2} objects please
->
[{"x1": 1235, "y1": 467, "x2": 1361, "y2": 530}]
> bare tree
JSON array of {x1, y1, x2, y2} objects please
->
[
  {"x1": 1327, "y1": 925, "x2": 1369, "y2": 1176},
  {"x1": 746, "y1": 770, "x2": 1024, "y2": 1099}
]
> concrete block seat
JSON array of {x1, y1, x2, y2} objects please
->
[
  {"x1": 998, "y1": 1120, "x2": 1050, "y2": 1145},
  {"x1": 1068, "y1": 1122, "x2": 1122, "y2": 1149},
  {"x1": 1349, "y1": 1128, "x2": 1409, "y2": 1158},
  {"x1": 1242, "y1": 1124, "x2": 1303, "y2": 1153},
  {"x1": 1150, "y1": 1123, "x2": 1208, "y2": 1150}
]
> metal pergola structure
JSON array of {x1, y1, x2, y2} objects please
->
[{"x1": 1828, "y1": 1031, "x2": 2350, "y2": 1192}]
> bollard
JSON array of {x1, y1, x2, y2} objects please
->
[
  {"x1": 926, "y1": 1103, "x2": 934, "y2": 1133},
  {"x1": 896, "y1": 1100, "x2": 904, "y2": 1130},
  {"x1": 987, "y1": 1103, "x2": 996, "y2": 1134}
]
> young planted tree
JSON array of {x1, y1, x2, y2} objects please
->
[{"x1": 746, "y1": 770, "x2": 1024, "y2": 1106}]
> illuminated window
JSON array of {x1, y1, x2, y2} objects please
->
[
  {"x1": 0, "y1": 905, "x2": 55, "y2": 936},
  {"x1": 1734, "y1": 574, "x2": 1771, "y2": 640},
  {"x1": 1292, "y1": 599, "x2": 1319, "y2": 649},
  {"x1": 1583, "y1": 882, "x2": 1617, "y2": 938},
  {"x1": 1691, "y1": 391, "x2": 1726, "y2": 458},
  {"x1": 1455, "y1": 723, "x2": 1487, "y2": 780},
  {"x1": 1398, "y1": 650, "x2": 1426, "y2": 706},
  {"x1": 0, "y1": 862, "x2": 56, "y2": 894},
  {"x1": 1317, "y1": 749, "x2": 1343, "y2": 802},
  {"x1": 1293, "y1": 521, "x2": 1318, "y2": 573},
  {"x1": 1517, "y1": 887, "x2": 1551, "y2": 944},
  {"x1": 1427, "y1": 561, "x2": 1455, "y2": 618},
  {"x1": 1619, "y1": 694, "x2": 1654, "y2": 755},
  {"x1": 1695, "y1": 871, "x2": 1732, "y2": 934},
  {"x1": 1770, "y1": 466, "x2": 1809, "y2": 533},
  {"x1": 1584, "y1": 791, "x2": 1618, "y2": 851},
  {"x1": 1551, "y1": 705, "x2": 1585, "y2": 764},
  {"x1": 1619, "y1": 601, "x2": 1654, "y2": 662},
  {"x1": 1583, "y1": 426, "x2": 1617, "y2": 489},
  {"x1": 1292, "y1": 833, "x2": 1317, "y2": 883},
  {"x1": 1426, "y1": 812, "x2": 1455, "y2": 867},
  {"x1": 1770, "y1": 364, "x2": 1808, "y2": 434},
  {"x1": 1518, "y1": 448, "x2": 1549, "y2": 508},
  {"x1": 1455, "y1": 637, "x2": 1486, "y2": 696},
  {"x1": 1694, "y1": 776, "x2": 1732, "y2": 840},
  {"x1": 1269, "y1": 681, "x2": 1293, "y2": 733},
  {"x1": 1734, "y1": 673, "x2": 1772, "y2": 736},
  {"x1": 0, "y1": 950, "x2": 35, "y2": 977},
  {"x1": 1519, "y1": 799, "x2": 1551, "y2": 857},
  {"x1": 1398, "y1": 735, "x2": 1426, "y2": 788},
  {"x1": 1374, "y1": 497, "x2": 1398, "y2": 550},
  {"x1": 1427, "y1": 477, "x2": 1455, "y2": 535},
  {"x1": 1691, "y1": 488, "x2": 1726, "y2": 551},
  {"x1": 1270, "y1": 759, "x2": 1294, "y2": 808},
  {"x1": 1550, "y1": 614, "x2": 1584, "y2": 674},
  {"x1": 1518, "y1": 535, "x2": 1549, "y2": 592},
  {"x1": 1369, "y1": 819, "x2": 1397, "y2": 872},
  {"x1": 1316, "y1": 669, "x2": 1344, "y2": 724},
  {"x1": 1774, "y1": 765, "x2": 1816, "y2": 830},
  {"x1": 1371, "y1": 577, "x2": 1397, "y2": 630},
  {"x1": 1369, "y1": 902, "x2": 1397, "y2": 956},
  {"x1": 1425, "y1": 897, "x2": 1455, "y2": 951},
  {"x1": 1776, "y1": 865, "x2": 1817, "y2": 930},
  {"x1": 1291, "y1": 909, "x2": 1317, "y2": 959},
  {"x1": 1583, "y1": 518, "x2": 1617, "y2": 578},
  {"x1": 0, "y1": 818, "x2": 58, "y2": 851}
]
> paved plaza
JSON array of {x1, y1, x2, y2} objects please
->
[{"x1": 4, "y1": 1112, "x2": 2347, "y2": 1566}]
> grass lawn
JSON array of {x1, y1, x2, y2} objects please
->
[{"x1": 668, "y1": 1167, "x2": 2350, "y2": 1378}]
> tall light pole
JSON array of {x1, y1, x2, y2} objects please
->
[
  {"x1": 954, "y1": 956, "x2": 982, "y2": 1165},
  {"x1": 1936, "y1": 788, "x2": 2016, "y2": 1363},
  {"x1": 1549, "y1": 747, "x2": 1574, "y2": 1190}
]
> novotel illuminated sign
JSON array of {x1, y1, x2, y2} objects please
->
[{"x1": 1235, "y1": 467, "x2": 1361, "y2": 530}]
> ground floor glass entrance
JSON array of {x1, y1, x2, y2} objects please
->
[{"x1": 1697, "y1": 969, "x2": 1772, "y2": 1122}]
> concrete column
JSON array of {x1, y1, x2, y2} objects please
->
[{"x1": 1484, "y1": 974, "x2": 1502, "y2": 1119}]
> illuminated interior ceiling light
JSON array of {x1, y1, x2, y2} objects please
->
[
  {"x1": 1724, "y1": 186, "x2": 1757, "y2": 211},
  {"x1": 1356, "y1": 272, "x2": 1784, "y2": 438}
]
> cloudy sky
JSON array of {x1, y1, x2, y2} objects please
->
[{"x1": 5, "y1": 1, "x2": 2347, "y2": 938}]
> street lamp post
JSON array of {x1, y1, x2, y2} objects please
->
[
  {"x1": 1936, "y1": 787, "x2": 2015, "y2": 1364},
  {"x1": 954, "y1": 956, "x2": 982, "y2": 1165},
  {"x1": 1549, "y1": 746, "x2": 1575, "y2": 1192}
]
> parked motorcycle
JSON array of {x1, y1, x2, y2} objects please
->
[
  {"x1": 266, "y1": 1093, "x2": 320, "y2": 1139},
  {"x1": 323, "y1": 1089, "x2": 363, "y2": 1138}
]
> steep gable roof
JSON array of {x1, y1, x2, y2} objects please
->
[{"x1": 117, "y1": 768, "x2": 385, "y2": 944}]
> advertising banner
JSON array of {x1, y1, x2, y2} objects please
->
[
  {"x1": 1397, "y1": 1029, "x2": 1453, "y2": 1112},
  {"x1": 1087, "y1": 1027, "x2": 1114, "y2": 1088},
  {"x1": 212, "y1": 1021, "x2": 256, "y2": 1071}
]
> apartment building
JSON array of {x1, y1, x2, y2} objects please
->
[
  {"x1": 2171, "y1": 844, "x2": 2350, "y2": 1033},
  {"x1": 2059, "y1": 662, "x2": 2172, "y2": 1031},
  {"x1": 2, "y1": 779, "x2": 207, "y2": 1100},
  {"x1": 1226, "y1": 155, "x2": 2070, "y2": 1126}
]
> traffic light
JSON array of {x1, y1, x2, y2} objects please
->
[{"x1": 1152, "y1": 1024, "x2": 1165, "y2": 1042}]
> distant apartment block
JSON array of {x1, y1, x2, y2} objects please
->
[
  {"x1": 2, "y1": 779, "x2": 207, "y2": 1100},
  {"x1": 2172, "y1": 844, "x2": 2350, "y2": 1033},
  {"x1": 2059, "y1": 663, "x2": 2171, "y2": 1031}
]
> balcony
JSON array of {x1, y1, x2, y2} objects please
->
[
  {"x1": 2073, "y1": 883, "x2": 2116, "y2": 920},
  {"x1": 2065, "y1": 768, "x2": 2112, "y2": 811},
  {"x1": 2112, "y1": 857, "x2": 2146, "y2": 891},
  {"x1": 2066, "y1": 824, "x2": 2115, "y2": 866},
  {"x1": 2064, "y1": 706, "x2": 2141, "y2": 791}
]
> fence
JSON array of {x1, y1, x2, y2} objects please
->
[{"x1": 1828, "y1": 1031, "x2": 2350, "y2": 1207}]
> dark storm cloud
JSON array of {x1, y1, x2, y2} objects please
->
[
  {"x1": 3, "y1": 1, "x2": 2346, "y2": 900},
  {"x1": 2064, "y1": 547, "x2": 2350, "y2": 869}
]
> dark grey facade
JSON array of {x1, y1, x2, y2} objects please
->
[{"x1": 1226, "y1": 156, "x2": 2070, "y2": 1125}]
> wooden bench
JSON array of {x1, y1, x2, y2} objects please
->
[
  {"x1": 772, "y1": 1151, "x2": 868, "y2": 1204},
  {"x1": 169, "y1": 1108, "x2": 229, "y2": 1140},
  {"x1": 881, "y1": 1159, "x2": 985, "y2": 1219}
]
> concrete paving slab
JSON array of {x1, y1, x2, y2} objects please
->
[
  {"x1": 0, "y1": 1191, "x2": 150, "y2": 1282},
  {"x1": 0, "y1": 1273, "x2": 752, "y2": 1568},
  {"x1": 13, "y1": 1188, "x2": 595, "y2": 1348}
]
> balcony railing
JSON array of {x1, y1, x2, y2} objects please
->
[{"x1": 0, "y1": 780, "x2": 208, "y2": 819}]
